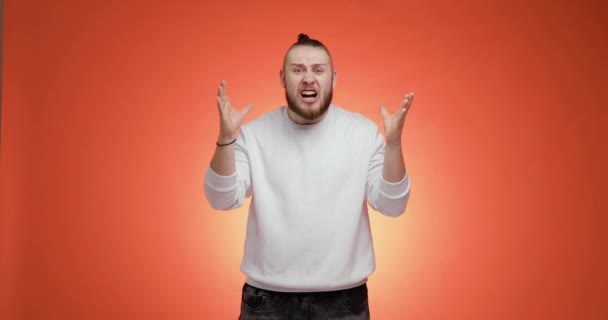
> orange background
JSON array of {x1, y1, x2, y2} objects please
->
[{"x1": 1, "y1": 0, "x2": 607, "y2": 319}]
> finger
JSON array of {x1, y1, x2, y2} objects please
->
[
  {"x1": 397, "y1": 93, "x2": 415, "y2": 124},
  {"x1": 216, "y1": 97, "x2": 229, "y2": 117},
  {"x1": 406, "y1": 92, "x2": 414, "y2": 110},
  {"x1": 400, "y1": 94, "x2": 410, "y2": 109},
  {"x1": 403, "y1": 94, "x2": 414, "y2": 118},
  {"x1": 218, "y1": 80, "x2": 227, "y2": 100},
  {"x1": 403, "y1": 92, "x2": 414, "y2": 108},
  {"x1": 240, "y1": 104, "x2": 254, "y2": 118},
  {"x1": 396, "y1": 105, "x2": 407, "y2": 122},
  {"x1": 395, "y1": 102, "x2": 407, "y2": 120},
  {"x1": 399, "y1": 93, "x2": 414, "y2": 115},
  {"x1": 216, "y1": 95, "x2": 227, "y2": 110},
  {"x1": 380, "y1": 105, "x2": 389, "y2": 119}
]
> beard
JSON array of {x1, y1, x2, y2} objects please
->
[{"x1": 285, "y1": 87, "x2": 333, "y2": 122}]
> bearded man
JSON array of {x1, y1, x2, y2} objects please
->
[{"x1": 205, "y1": 33, "x2": 414, "y2": 320}]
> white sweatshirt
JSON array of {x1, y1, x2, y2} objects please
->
[{"x1": 204, "y1": 105, "x2": 411, "y2": 292}]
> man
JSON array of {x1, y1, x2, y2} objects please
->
[{"x1": 204, "y1": 34, "x2": 414, "y2": 319}]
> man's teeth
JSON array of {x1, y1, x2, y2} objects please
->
[{"x1": 302, "y1": 90, "x2": 317, "y2": 97}]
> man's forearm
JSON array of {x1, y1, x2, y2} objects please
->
[
  {"x1": 382, "y1": 140, "x2": 406, "y2": 183},
  {"x1": 210, "y1": 136, "x2": 236, "y2": 176}
]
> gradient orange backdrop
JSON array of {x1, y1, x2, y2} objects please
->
[{"x1": 1, "y1": 0, "x2": 607, "y2": 319}]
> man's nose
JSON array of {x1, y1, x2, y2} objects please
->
[{"x1": 302, "y1": 72, "x2": 315, "y2": 84}]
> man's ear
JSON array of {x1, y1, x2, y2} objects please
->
[
  {"x1": 332, "y1": 71, "x2": 337, "y2": 88},
  {"x1": 280, "y1": 69, "x2": 286, "y2": 88}
]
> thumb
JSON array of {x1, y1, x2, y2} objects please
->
[
  {"x1": 379, "y1": 105, "x2": 389, "y2": 119},
  {"x1": 240, "y1": 104, "x2": 254, "y2": 118}
]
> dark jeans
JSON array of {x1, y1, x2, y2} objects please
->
[{"x1": 238, "y1": 282, "x2": 370, "y2": 320}]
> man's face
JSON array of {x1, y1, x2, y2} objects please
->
[{"x1": 281, "y1": 46, "x2": 336, "y2": 124}]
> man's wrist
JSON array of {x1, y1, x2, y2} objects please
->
[
  {"x1": 385, "y1": 138, "x2": 402, "y2": 148},
  {"x1": 216, "y1": 138, "x2": 237, "y2": 147},
  {"x1": 217, "y1": 134, "x2": 235, "y2": 145}
]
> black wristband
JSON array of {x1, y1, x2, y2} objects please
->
[{"x1": 216, "y1": 138, "x2": 237, "y2": 147}]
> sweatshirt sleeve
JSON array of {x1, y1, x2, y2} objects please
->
[
  {"x1": 203, "y1": 130, "x2": 252, "y2": 211},
  {"x1": 366, "y1": 127, "x2": 411, "y2": 217}
]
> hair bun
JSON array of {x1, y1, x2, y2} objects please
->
[{"x1": 297, "y1": 33, "x2": 310, "y2": 42}]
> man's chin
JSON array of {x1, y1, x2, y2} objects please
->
[
  {"x1": 286, "y1": 91, "x2": 332, "y2": 122},
  {"x1": 288, "y1": 103, "x2": 326, "y2": 121}
]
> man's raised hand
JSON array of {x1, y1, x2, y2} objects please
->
[
  {"x1": 380, "y1": 92, "x2": 414, "y2": 145},
  {"x1": 216, "y1": 80, "x2": 254, "y2": 144}
]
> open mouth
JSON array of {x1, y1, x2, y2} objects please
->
[{"x1": 300, "y1": 90, "x2": 318, "y2": 103}]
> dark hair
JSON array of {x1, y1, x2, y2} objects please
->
[
  {"x1": 293, "y1": 33, "x2": 327, "y2": 49},
  {"x1": 284, "y1": 33, "x2": 333, "y2": 68}
]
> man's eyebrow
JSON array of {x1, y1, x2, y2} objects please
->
[{"x1": 288, "y1": 63, "x2": 327, "y2": 67}]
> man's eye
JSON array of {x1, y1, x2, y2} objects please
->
[
  {"x1": 314, "y1": 69, "x2": 324, "y2": 74},
  {"x1": 294, "y1": 68, "x2": 302, "y2": 73}
]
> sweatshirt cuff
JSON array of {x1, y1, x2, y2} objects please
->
[
  {"x1": 205, "y1": 167, "x2": 238, "y2": 191},
  {"x1": 379, "y1": 173, "x2": 411, "y2": 199}
]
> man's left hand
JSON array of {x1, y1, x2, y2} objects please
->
[{"x1": 380, "y1": 92, "x2": 414, "y2": 145}]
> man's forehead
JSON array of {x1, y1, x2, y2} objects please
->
[{"x1": 285, "y1": 46, "x2": 332, "y2": 65}]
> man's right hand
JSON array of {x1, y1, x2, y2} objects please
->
[{"x1": 216, "y1": 80, "x2": 254, "y2": 144}]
